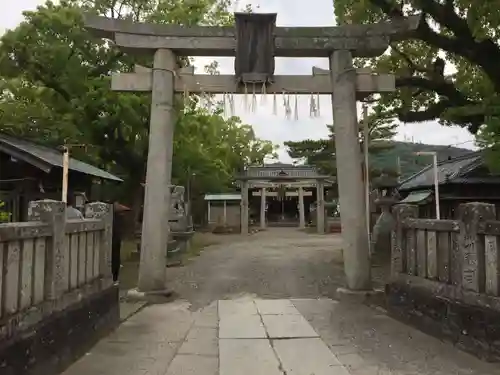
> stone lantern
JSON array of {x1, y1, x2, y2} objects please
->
[{"x1": 371, "y1": 173, "x2": 400, "y2": 255}]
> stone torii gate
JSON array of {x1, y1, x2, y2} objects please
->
[{"x1": 85, "y1": 13, "x2": 418, "y2": 293}]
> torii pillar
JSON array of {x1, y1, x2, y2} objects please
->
[
  {"x1": 139, "y1": 49, "x2": 176, "y2": 292},
  {"x1": 330, "y1": 51, "x2": 371, "y2": 290}
]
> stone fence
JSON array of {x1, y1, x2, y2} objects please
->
[
  {"x1": 387, "y1": 202, "x2": 500, "y2": 361},
  {"x1": 0, "y1": 200, "x2": 119, "y2": 375}
]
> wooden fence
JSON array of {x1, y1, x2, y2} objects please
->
[
  {"x1": 0, "y1": 200, "x2": 113, "y2": 339},
  {"x1": 392, "y1": 202, "x2": 500, "y2": 301}
]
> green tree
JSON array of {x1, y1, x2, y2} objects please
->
[
  {"x1": 285, "y1": 109, "x2": 398, "y2": 183},
  {"x1": 333, "y1": 0, "x2": 500, "y2": 166},
  {"x1": 0, "y1": 0, "x2": 277, "y2": 225},
  {"x1": 0, "y1": 200, "x2": 11, "y2": 222}
]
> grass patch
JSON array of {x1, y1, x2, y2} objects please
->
[
  {"x1": 181, "y1": 233, "x2": 221, "y2": 262},
  {"x1": 121, "y1": 239, "x2": 138, "y2": 262},
  {"x1": 117, "y1": 233, "x2": 221, "y2": 290}
]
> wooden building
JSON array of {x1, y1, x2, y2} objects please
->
[
  {"x1": 240, "y1": 163, "x2": 334, "y2": 229},
  {"x1": 0, "y1": 132, "x2": 122, "y2": 222},
  {"x1": 204, "y1": 193, "x2": 241, "y2": 227},
  {"x1": 398, "y1": 151, "x2": 500, "y2": 219}
]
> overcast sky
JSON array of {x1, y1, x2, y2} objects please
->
[{"x1": 3, "y1": 0, "x2": 476, "y2": 162}]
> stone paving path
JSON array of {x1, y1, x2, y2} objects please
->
[
  {"x1": 63, "y1": 229, "x2": 500, "y2": 375},
  {"x1": 217, "y1": 298, "x2": 349, "y2": 375},
  {"x1": 63, "y1": 296, "x2": 499, "y2": 375}
]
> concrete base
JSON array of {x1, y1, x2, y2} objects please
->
[
  {"x1": 335, "y1": 287, "x2": 384, "y2": 305},
  {"x1": 0, "y1": 286, "x2": 119, "y2": 375},
  {"x1": 125, "y1": 287, "x2": 175, "y2": 304}
]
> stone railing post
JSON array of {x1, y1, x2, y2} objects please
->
[
  {"x1": 458, "y1": 202, "x2": 496, "y2": 292},
  {"x1": 85, "y1": 202, "x2": 113, "y2": 283},
  {"x1": 28, "y1": 200, "x2": 66, "y2": 300},
  {"x1": 391, "y1": 204, "x2": 418, "y2": 276},
  {"x1": 316, "y1": 180, "x2": 325, "y2": 234},
  {"x1": 241, "y1": 181, "x2": 249, "y2": 234}
]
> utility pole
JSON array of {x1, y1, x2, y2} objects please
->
[
  {"x1": 62, "y1": 146, "x2": 69, "y2": 203},
  {"x1": 362, "y1": 104, "x2": 371, "y2": 250},
  {"x1": 414, "y1": 151, "x2": 440, "y2": 219},
  {"x1": 60, "y1": 143, "x2": 88, "y2": 203}
]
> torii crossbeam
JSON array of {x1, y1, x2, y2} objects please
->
[
  {"x1": 85, "y1": 14, "x2": 418, "y2": 58},
  {"x1": 112, "y1": 65, "x2": 395, "y2": 97},
  {"x1": 85, "y1": 13, "x2": 418, "y2": 294}
]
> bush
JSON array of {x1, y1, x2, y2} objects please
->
[{"x1": 0, "y1": 200, "x2": 11, "y2": 223}]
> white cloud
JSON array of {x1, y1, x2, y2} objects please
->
[{"x1": 2, "y1": 0, "x2": 476, "y2": 162}]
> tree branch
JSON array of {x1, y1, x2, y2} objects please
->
[
  {"x1": 396, "y1": 76, "x2": 470, "y2": 105},
  {"x1": 391, "y1": 44, "x2": 435, "y2": 76},
  {"x1": 89, "y1": 50, "x2": 124, "y2": 77},
  {"x1": 15, "y1": 53, "x2": 72, "y2": 102},
  {"x1": 368, "y1": 0, "x2": 403, "y2": 18},
  {"x1": 369, "y1": 0, "x2": 500, "y2": 92},
  {"x1": 394, "y1": 74, "x2": 483, "y2": 132}
]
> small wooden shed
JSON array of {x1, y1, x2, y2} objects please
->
[{"x1": 204, "y1": 193, "x2": 242, "y2": 226}]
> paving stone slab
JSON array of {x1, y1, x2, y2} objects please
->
[
  {"x1": 120, "y1": 301, "x2": 147, "y2": 321},
  {"x1": 219, "y1": 314, "x2": 267, "y2": 338},
  {"x1": 218, "y1": 299, "x2": 258, "y2": 317},
  {"x1": 109, "y1": 318, "x2": 193, "y2": 343},
  {"x1": 165, "y1": 354, "x2": 218, "y2": 375},
  {"x1": 291, "y1": 298, "x2": 339, "y2": 314},
  {"x1": 193, "y1": 304, "x2": 218, "y2": 328},
  {"x1": 254, "y1": 299, "x2": 301, "y2": 315},
  {"x1": 178, "y1": 327, "x2": 218, "y2": 356},
  {"x1": 335, "y1": 352, "x2": 370, "y2": 370},
  {"x1": 262, "y1": 313, "x2": 319, "y2": 338},
  {"x1": 186, "y1": 326, "x2": 217, "y2": 340},
  {"x1": 219, "y1": 339, "x2": 282, "y2": 375},
  {"x1": 273, "y1": 338, "x2": 350, "y2": 375},
  {"x1": 177, "y1": 337, "x2": 218, "y2": 357}
]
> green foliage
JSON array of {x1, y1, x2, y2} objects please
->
[
  {"x1": 0, "y1": 0, "x2": 277, "y2": 207},
  {"x1": 285, "y1": 111, "x2": 398, "y2": 177},
  {"x1": 286, "y1": 136, "x2": 471, "y2": 182},
  {"x1": 0, "y1": 200, "x2": 11, "y2": 222},
  {"x1": 333, "y1": 0, "x2": 500, "y2": 168},
  {"x1": 372, "y1": 141, "x2": 471, "y2": 179}
]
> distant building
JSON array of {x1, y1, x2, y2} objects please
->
[
  {"x1": 0, "y1": 132, "x2": 122, "y2": 221},
  {"x1": 204, "y1": 193, "x2": 242, "y2": 227},
  {"x1": 398, "y1": 152, "x2": 500, "y2": 219},
  {"x1": 239, "y1": 163, "x2": 335, "y2": 228}
]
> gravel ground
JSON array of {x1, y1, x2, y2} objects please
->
[{"x1": 167, "y1": 228, "x2": 348, "y2": 310}]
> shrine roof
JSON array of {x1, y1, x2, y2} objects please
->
[
  {"x1": 245, "y1": 164, "x2": 319, "y2": 178},
  {"x1": 204, "y1": 193, "x2": 241, "y2": 201}
]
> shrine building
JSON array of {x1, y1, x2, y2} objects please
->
[{"x1": 237, "y1": 163, "x2": 334, "y2": 231}]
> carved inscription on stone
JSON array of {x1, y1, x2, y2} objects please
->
[
  {"x1": 462, "y1": 234, "x2": 477, "y2": 290},
  {"x1": 485, "y1": 235, "x2": 499, "y2": 296}
]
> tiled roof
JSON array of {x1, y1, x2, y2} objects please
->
[
  {"x1": 0, "y1": 133, "x2": 122, "y2": 182},
  {"x1": 246, "y1": 164, "x2": 318, "y2": 178},
  {"x1": 398, "y1": 151, "x2": 499, "y2": 191},
  {"x1": 204, "y1": 193, "x2": 241, "y2": 201}
]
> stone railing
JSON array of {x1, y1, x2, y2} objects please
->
[
  {"x1": 0, "y1": 200, "x2": 113, "y2": 341},
  {"x1": 388, "y1": 202, "x2": 500, "y2": 361}
]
